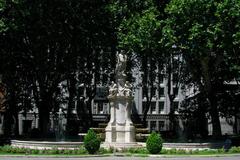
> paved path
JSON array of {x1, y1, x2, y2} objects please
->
[{"x1": 0, "y1": 155, "x2": 240, "y2": 160}]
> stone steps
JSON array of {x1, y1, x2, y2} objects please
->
[{"x1": 91, "y1": 123, "x2": 149, "y2": 142}]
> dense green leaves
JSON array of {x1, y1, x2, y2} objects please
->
[
  {"x1": 146, "y1": 132, "x2": 163, "y2": 154},
  {"x1": 0, "y1": 0, "x2": 116, "y2": 135},
  {"x1": 84, "y1": 129, "x2": 101, "y2": 154},
  {"x1": 0, "y1": 0, "x2": 240, "y2": 138},
  {"x1": 111, "y1": 0, "x2": 240, "y2": 137},
  {"x1": 164, "y1": 0, "x2": 240, "y2": 137},
  {"x1": 118, "y1": 6, "x2": 160, "y2": 52}
]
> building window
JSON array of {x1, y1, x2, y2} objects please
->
[
  {"x1": 97, "y1": 87, "x2": 108, "y2": 98},
  {"x1": 150, "y1": 102, "x2": 156, "y2": 114},
  {"x1": 173, "y1": 101, "x2": 179, "y2": 110},
  {"x1": 98, "y1": 103, "x2": 104, "y2": 114},
  {"x1": 159, "y1": 87, "x2": 164, "y2": 97},
  {"x1": 159, "y1": 102, "x2": 164, "y2": 113},
  {"x1": 103, "y1": 103, "x2": 108, "y2": 114},
  {"x1": 150, "y1": 121, "x2": 156, "y2": 131},
  {"x1": 159, "y1": 121, "x2": 165, "y2": 131},
  {"x1": 93, "y1": 103, "x2": 97, "y2": 114}
]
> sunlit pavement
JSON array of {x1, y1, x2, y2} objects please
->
[{"x1": 0, "y1": 155, "x2": 240, "y2": 160}]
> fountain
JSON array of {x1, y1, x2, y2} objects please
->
[
  {"x1": 11, "y1": 107, "x2": 83, "y2": 149},
  {"x1": 55, "y1": 108, "x2": 65, "y2": 141},
  {"x1": 103, "y1": 52, "x2": 142, "y2": 149},
  {"x1": 11, "y1": 52, "x2": 142, "y2": 150}
]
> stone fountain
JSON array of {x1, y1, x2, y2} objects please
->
[{"x1": 103, "y1": 52, "x2": 141, "y2": 149}]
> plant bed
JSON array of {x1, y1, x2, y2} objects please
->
[{"x1": 1, "y1": 145, "x2": 240, "y2": 156}]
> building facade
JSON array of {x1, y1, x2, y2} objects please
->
[{"x1": 14, "y1": 70, "x2": 240, "y2": 137}]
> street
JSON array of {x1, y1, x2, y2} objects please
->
[{"x1": 0, "y1": 156, "x2": 240, "y2": 160}]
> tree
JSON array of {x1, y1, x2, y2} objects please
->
[
  {"x1": 214, "y1": 0, "x2": 240, "y2": 134},
  {"x1": 0, "y1": 0, "x2": 116, "y2": 136},
  {"x1": 109, "y1": 0, "x2": 166, "y2": 125},
  {"x1": 163, "y1": 0, "x2": 240, "y2": 138}
]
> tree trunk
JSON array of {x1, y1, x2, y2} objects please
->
[
  {"x1": 3, "y1": 111, "x2": 12, "y2": 137},
  {"x1": 38, "y1": 101, "x2": 50, "y2": 137},
  {"x1": 201, "y1": 58, "x2": 222, "y2": 138},
  {"x1": 169, "y1": 96, "x2": 176, "y2": 132},
  {"x1": 167, "y1": 57, "x2": 177, "y2": 134},
  {"x1": 66, "y1": 77, "x2": 76, "y2": 135},
  {"x1": 143, "y1": 100, "x2": 151, "y2": 127},
  {"x1": 209, "y1": 98, "x2": 222, "y2": 139},
  {"x1": 86, "y1": 98, "x2": 93, "y2": 129},
  {"x1": 13, "y1": 111, "x2": 19, "y2": 137},
  {"x1": 233, "y1": 115, "x2": 238, "y2": 134},
  {"x1": 210, "y1": 110, "x2": 222, "y2": 138}
]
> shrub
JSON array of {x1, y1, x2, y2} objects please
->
[
  {"x1": 31, "y1": 149, "x2": 39, "y2": 154},
  {"x1": 146, "y1": 132, "x2": 163, "y2": 154},
  {"x1": 98, "y1": 147, "x2": 111, "y2": 154},
  {"x1": 0, "y1": 145, "x2": 12, "y2": 153},
  {"x1": 128, "y1": 147, "x2": 148, "y2": 154},
  {"x1": 84, "y1": 129, "x2": 101, "y2": 154},
  {"x1": 48, "y1": 147, "x2": 59, "y2": 154},
  {"x1": 62, "y1": 149, "x2": 72, "y2": 154},
  {"x1": 229, "y1": 146, "x2": 240, "y2": 153}
]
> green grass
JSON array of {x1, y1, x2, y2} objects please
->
[{"x1": 0, "y1": 145, "x2": 240, "y2": 156}]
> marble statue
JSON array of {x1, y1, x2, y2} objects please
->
[
  {"x1": 115, "y1": 51, "x2": 127, "y2": 76},
  {"x1": 109, "y1": 81, "x2": 117, "y2": 96},
  {"x1": 104, "y1": 52, "x2": 139, "y2": 149}
]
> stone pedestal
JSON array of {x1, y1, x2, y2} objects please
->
[
  {"x1": 103, "y1": 52, "x2": 141, "y2": 149},
  {"x1": 104, "y1": 96, "x2": 136, "y2": 145}
]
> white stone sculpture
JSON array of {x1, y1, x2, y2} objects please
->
[
  {"x1": 123, "y1": 81, "x2": 132, "y2": 97},
  {"x1": 104, "y1": 52, "x2": 139, "y2": 149},
  {"x1": 115, "y1": 51, "x2": 127, "y2": 76},
  {"x1": 109, "y1": 81, "x2": 117, "y2": 96}
]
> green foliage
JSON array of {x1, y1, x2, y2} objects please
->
[
  {"x1": 31, "y1": 149, "x2": 39, "y2": 154},
  {"x1": 228, "y1": 146, "x2": 240, "y2": 153},
  {"x1": 0, "y1": 145, "x2": 88, "y2": 155},
  {"x1": 146, "y1": 132, "x2": 163, "y2": 154},
  {"x1": 0, "y1": 0, "x2": 116, "y2": 135},
  {"x1": 107, "y1": 0, "x2": 162, "y2": 54},
  {"x1": 84, "y1": 129, "x2": 101, "y2": 154},
  {"x1": 164, "y1": 0, "x2": 240, "y2": 138},
  {"x1": 0, "y1": 0, "x2": 8, "y2": 32},
  {"x1": 117, "y1": 147, "x2": 147, "y2": 154},
  {"x1": 160, "y1": 148, "x2": 225, "y2": 155},
  {"x1": 0, "y1": 145, "x2": 240, "y2": 155},
  {"x1": 98, "y1": 147, "x2": 114, "y2": 154},
  {"x1": 117, "y1": 6, "x2": 160, "y2": 52},
  {"x1": 127, "y1": 147, "x2": 149, "y2": 154},
  {"x1": 76, "y1": 145, "x2": 88, "y2": 154}
]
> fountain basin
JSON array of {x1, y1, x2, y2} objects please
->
[{"x1": 11, "y1": 140, "x2": 83, "y2": 150}]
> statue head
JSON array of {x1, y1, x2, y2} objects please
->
[
  {"x1": 117, "y1": 77, "x2": 125, "y2": 88},
  {"x1": 117, "y1": 51, "x2": 127, "y2": 62}
]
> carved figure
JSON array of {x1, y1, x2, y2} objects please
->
[
  {"x1": 109, "y1": 81, "x2": 118, "y2": 96},
  {"x1": 105, "y1": 52, "x2": 136, "y2": 146},
  {"x1": 123, "y1": 81, "x2": 132, "y2": 97},
  {"x1": 116, "y1": 51, "x2": 127, "y2": 76}
]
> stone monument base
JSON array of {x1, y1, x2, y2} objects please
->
[{"x1": 101, "y1": 142, "x2": 143, "y2": 150}]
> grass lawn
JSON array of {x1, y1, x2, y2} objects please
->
[{"x1": 0, "y1": 145, "x2": 240, "y2": 156}]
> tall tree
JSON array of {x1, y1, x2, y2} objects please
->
[
  {"x1": 163, "y1": 0, "x2": 240, "y2": 138},
  {"x1": 109, "y1": 0, "x2": 166, "y2": 125},
  {"x1": 0, "y1": 0, "x2": 116, "y2": 136}
]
